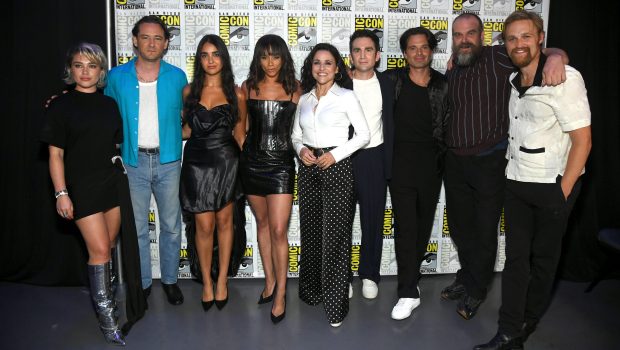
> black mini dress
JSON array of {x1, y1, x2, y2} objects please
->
[{"x1": 180, "y1": 104, "x2": 242, "y2": 213}]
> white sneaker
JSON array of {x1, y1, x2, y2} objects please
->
[
  {"x1": 330, "y1": 322, "x2": 343, "y2": 328},
  {"x1": 390, "y1": 298, "x2": 421, "y2": 320},
  {"x1": 349, "y1": 283, "x2": 353, "y2": 299},
  {"x1": 361, "y1": 279, "x2": 378, "y2": 299}
]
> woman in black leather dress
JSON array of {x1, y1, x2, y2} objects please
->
[
  {"x1": 240, "y1": 35, "x2": 301, "y2": 323},
  {"x1": 180, "y1": 34, "x2": 247, "y2": 311}
]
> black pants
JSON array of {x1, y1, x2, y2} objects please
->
[
  {"x1": 391, "y1": 142, "x2": 442, "y2": 298},
  {"x1": 444, "y1": 149, "x2": 507, "y2": 299},
  {"x1": 298, "y1": 158, "x2": 356, "y2": 323},
  {"x1": 352, "y1": 145, "x2": 387, "y2": 284},
  {"x1": 499, "y1": 177, "x2": 581, "y2": 336}
]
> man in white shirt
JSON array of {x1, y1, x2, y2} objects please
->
[
  {"x1": 348, "y1": 29, "x2": 395, "y2": 300},
  {"x1": 475, "y1": 11, "x2": 591, "y2": 350}
]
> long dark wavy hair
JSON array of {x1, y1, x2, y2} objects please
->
[
  {"x1": 246, "y1": 34, "x2": 298, "y2": 96},
  {"x1": 184, "y1": 34, "x2": 238, "y2": 122},
  {"x1": 300, "y1": 43, "x2": 352, "y2": 93}
]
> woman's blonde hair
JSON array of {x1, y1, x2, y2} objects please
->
[{"x1": 63, "y1": 42, "x2": 108, "y2": 88}]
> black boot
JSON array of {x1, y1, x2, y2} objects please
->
[
  {"x1": 88, "y1": 262, "x2": 126, "y2": 346},
  {"x1": 473, "y1": 332, "x2": 524, "y2": 350}
]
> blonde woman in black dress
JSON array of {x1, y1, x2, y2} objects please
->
[
  {"x1": 240, "y1": 34, "x2": 301, "y2": 323},
  {"x1": 42, "y1": 43, "x2": 145, "y2": 345}
]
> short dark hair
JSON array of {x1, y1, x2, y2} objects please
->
[
  {"x1": 399, "y1": 27, "x2": 438, "y2": 53},
  {"x1": 349, "y1": 29, "x2": 380, "y2": 53},
  {"x1": 452, "y1": 13, "x2": 483, "y2": 34},
  {"x1": 131, "y1": 15, "x2": 171, "y2": 40}
]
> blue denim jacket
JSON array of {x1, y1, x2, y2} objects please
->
[{"x1": 104, "y1": 58, "x2": 187, "y2": 167}]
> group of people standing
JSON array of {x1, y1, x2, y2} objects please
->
[{"x1": 42, "y1": 10, "x2": 590, "y2": 350}]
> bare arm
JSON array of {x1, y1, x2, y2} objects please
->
[
  {"x1": 561, "y1": 126, "x2": 591, "y2": 199},
  {"x1": 233, "y1": 86, "x2": 248, "y2": 149},
  {"x1": 49, "y1": 145, "x2": 74, "y2": 220},
  {"x1": 181, "y1": 85, "x2": 192, "y2": 140},
  {"x1": 541, "y1": 47, "x2": 569, "y2": 86}
]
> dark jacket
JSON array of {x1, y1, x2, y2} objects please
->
[
  {"x1": 350, "y1": 70, "x2": 396, "y2": 180},
  {"x1": 384, "y1": 67, "x2": 451, "y2": 172},
  {"x1": 375, "y1": 70, "x2": 396, "y2": 180}
]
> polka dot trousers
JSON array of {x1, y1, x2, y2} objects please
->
[{"x1": 298, "y1": 157, "x2": 355, "y2": 324}]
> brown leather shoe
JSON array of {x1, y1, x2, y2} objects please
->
[
  {"x1": 457, "y1": 294, "x2": 483, "y2": 320},
  {"x1": 441, "y1": 280, "x2": 466, "y2": 301}
]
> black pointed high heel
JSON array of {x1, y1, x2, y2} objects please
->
[
  {"x1": 270, "y1": 294, "x2": 286, "y2": 324},
  {"x1": 201, "y1": 300, "x2": 214, "y2": 312},
  {"x1": 215, "y1": 283, "x2": 228, "y2": 310},
  {"x1": 258, "y1": 284, "x2": 275, "y2": 304},
  {"x1": 215, "y1": 297, "x2": 228, "y2": 310}
]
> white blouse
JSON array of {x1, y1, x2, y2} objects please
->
[{"x1": 291, "y1": 83, "x2": 370, "y2": 163}]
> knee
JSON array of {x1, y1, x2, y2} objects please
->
[
  {"x1": 90, "y1": 242, "x2": 112, "y2": 263},
  {"x1": 216, "y1": 216, "x2": 233, "y2": 233},
  {"x1": 270, "y1": 226, "x2": 289, "y2": 243},
  {"x1": 255, "y1": 217, "x2": 270, "y2": 231}
]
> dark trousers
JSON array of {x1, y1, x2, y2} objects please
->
[
  {"x1": 499, "y1": 177, "x2": 581, "y2": 336},
  {"x1": 444, "y1": 149, "x2": 507, "y2": 299},
  {"x1": 391, "y1": 143, "x2": 442, "y2": 298},
  {"x1": 298, "y1": 158, "x2": 356, "y2": 323},
  {"x1": 352, "y1": 145, "x2": 387, "y2": 284}
]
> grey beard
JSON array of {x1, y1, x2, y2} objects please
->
[{"x1": 455, "y1": 51, "x2": 477, "y2": 66}]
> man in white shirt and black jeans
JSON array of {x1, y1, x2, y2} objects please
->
[
  {"x1": 348, "y1": 29, "x2": 395, "y2": 300},
  {"x1": 475, "y1": 11, "x2": 591, "y2": 350}
]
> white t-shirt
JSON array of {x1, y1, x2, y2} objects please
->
[
  {"x1": 353, "y1": 73, "x2": 384, "y2": 148},
  {"x1": 138, "y1": 80, "x2": 159, "y2": 148}
]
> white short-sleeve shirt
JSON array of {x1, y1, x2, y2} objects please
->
[{"x1": 506, "y1": 65, "x2": 591, "y2": 183}]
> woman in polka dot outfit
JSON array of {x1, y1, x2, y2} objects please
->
[{"x1": 291, "y1": 43, "x2": 370, "y2": 327}]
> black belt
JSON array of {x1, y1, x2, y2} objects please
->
[
  {"x1": 304, "y1": 145, "x2": 336, "y2": 158},
  {"x1": 138, "y1": 147, "x2": 159, "y2": 154}
]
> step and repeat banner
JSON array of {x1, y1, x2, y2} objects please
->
[{"x1": 112, "y1": 0, "x2": 550, "y2": 279}]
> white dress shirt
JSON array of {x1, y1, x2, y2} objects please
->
[
  {"x1": 291, "y1": 83, "x2": 370, "y2": 163},
  {"x1": 505, "y1": 66, "x2": 591, "y2": 183}
]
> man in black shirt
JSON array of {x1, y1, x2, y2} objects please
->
[{"x1": 385, "y1": 27, "x2": 449, "y2": 320}]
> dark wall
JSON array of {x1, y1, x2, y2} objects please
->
[
  {"x1": 2, "y1": 1, "x2": 618, "y2": 285},
  {"x1": 2, "y1": 0, "x2": 109, "y2": 284}
]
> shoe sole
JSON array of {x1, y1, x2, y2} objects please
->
[
  {"x1": 391, "y1": 303, "x2": 420, "y2": 320},
  {"x1": 362, "y1": 291, "x2": 378, "y2": 299}
]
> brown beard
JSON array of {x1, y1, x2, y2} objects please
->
[{"x1": 509, "y1": 48, "x2": 534, "y2": 68}]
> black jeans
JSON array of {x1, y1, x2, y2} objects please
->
[
  {"x1": 498, "y1": 177, "x2": 581, "y2": 336},
  {"x1": 391, "y1": 142, "x2": 442, "y2": 298},
  {"x1": 444, "y1": 149, "x2": 507, "y2": 300},
  {"x1": 352, "y1": 145, "x2": 387, "y2": 284}
]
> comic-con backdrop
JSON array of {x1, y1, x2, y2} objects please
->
[{"x1": 113, "y1": 0, "x2": 550, "y2": 279}]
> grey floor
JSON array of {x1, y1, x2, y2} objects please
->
[{"x1": 2, "y1": 274, "x2": 618, "y2": 350}]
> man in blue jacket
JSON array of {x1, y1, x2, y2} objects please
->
[{"x1": 105, "y1": 15, "x2": 187, "y2": 305}]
